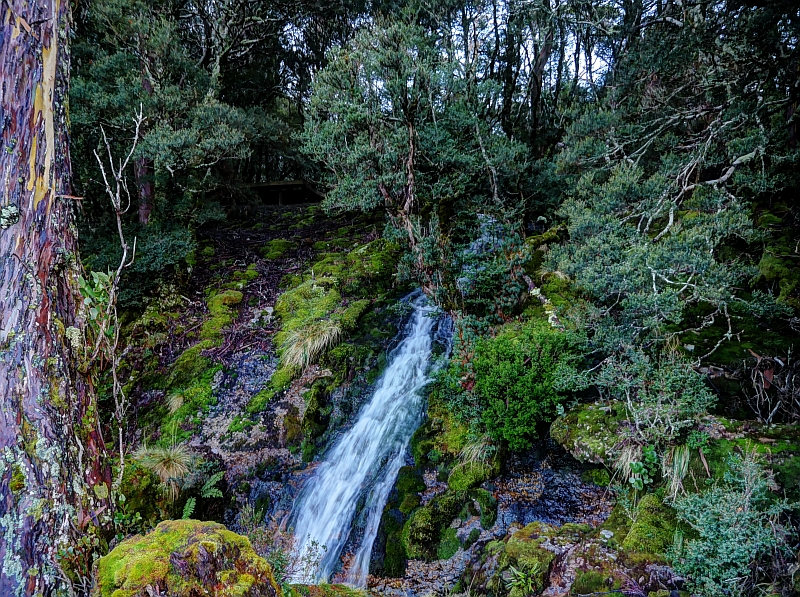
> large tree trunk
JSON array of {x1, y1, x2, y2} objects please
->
[{"x1": 0, "y1": 1, "x2": 110, "y2": 595}]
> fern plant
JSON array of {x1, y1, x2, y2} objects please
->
[
  {"x1": 182, "y1": 497, "x2": 196, "y2": 519},
  {"x1": 200, "y1": 471, "x2": 224, "y2": 498},
  {"x1": 505, "y1": 563, "x2": 541, "y2": 596}
]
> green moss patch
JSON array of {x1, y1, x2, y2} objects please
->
[
  {"x1": 167, "y1": 340, "x2": 215, "y2": 389},
  {"x1": 402, "y1": 491, "x2": 465, "y2": 560},
  {"x1": 96, "y1": 519, "x2": 279, "y2": 597},
  {"x1": 201, "y1": 290, "x2": 243, "y2": 341},
  {"x1": 495, "y1": 522, "x2": 557, "y2": 596},
  {"x1": 159, "y1": 367, "x2": 220, "y2": 445},
  {"x1": 621, "y1": 494, "x2": 676, "y2": 557},
  {"x1": 262, "y1": 239, "x2": 298, "y2": 260},
  {"x1": 447, "y1": 461, "x2": 495, "y2": 491}
]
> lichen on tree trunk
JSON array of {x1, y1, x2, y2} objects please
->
[{"x1": 0, "y1": 1, "x2": 110, "y2": 595}]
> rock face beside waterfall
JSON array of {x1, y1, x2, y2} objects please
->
[{"x1": 94, "y1": 519, "x2": 281, "y2": 597}]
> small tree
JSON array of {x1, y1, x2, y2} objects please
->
[{"x1": 302, "y1": 5, "x2": 530, "y2": 299}]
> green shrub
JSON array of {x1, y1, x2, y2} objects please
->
[
  {"x1": 595, "y1": 350, "x2": 716, "y2": 446},
  {"x1": 670, "y1": 452, "x2": 794, "y2": 597},
  {"x1": 474, "y1": 320, "x2": 575, "y2": 450}
]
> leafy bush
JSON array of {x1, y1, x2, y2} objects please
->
[
  {"x1": 596, "y1": 349, "x2": 716, "y2": 446},
  {"x1": 473, "y1": 320, "x2": 578, "y2": 450},
  {"x1": 670, "y1": 451, "x2": 795, "y2": 597}
]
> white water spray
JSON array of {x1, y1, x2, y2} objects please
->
[{"x1": 289, "y1": 293, "x2": 448, "y2": 586}]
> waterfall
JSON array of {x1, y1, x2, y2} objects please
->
[{"x1": 288, "y1": 293, "x2": 449, "y2": 586}]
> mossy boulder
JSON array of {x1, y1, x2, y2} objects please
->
[
  {"x1": 491, "y1": 522, "x2": 556, "y2": 596},
  {"x1": 401, "y1": 491, "x2": 464, "y2": 560},
  {"x1": 621, "y1": 494, "x2": 676, "y2": 557},
  {"x1": 95, "y1": 519, "x2": 280, "y2": 597},
  {"x1": 372, "y1": 467, "x2": 426, "y2": 577},
  {"x1": 262, "y1": 239, "x2": 297, "y2": 260},
  {"x1": 447, "y1": 460, "x2": 497, "y2": 491},
  {"x1": 550, "y1": 402, "x2": 624, "y2": 464}
]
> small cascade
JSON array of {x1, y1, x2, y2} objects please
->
[{"x1": 288, "y1": 293, "x2": 449, "y2": 585}]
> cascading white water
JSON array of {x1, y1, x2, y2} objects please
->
[{"x1": 288, "y1": 293, "x2": 448, "y2": 586}]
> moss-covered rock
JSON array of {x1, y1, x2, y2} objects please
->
[
  {"x1": 202, "y1": 290, "x2": 243, "y2": 341},
  {"x1": 447, "y1": 461, "x2": 496, "y2": 491},
  {"x1": 402, "y1": 491, "x2": 464, "y2": 560},
  {"x1": 490, "y1": 523, "x2": 556, "y2": 596},
  {"x1": 621, "y1": 494, "x2": 676, "y2": 557},
  {"x1": 95, "y1": 519, "x2": 280, "y2": 597},
  {"x1": 224, "y1": 264, "x2": 260, "y2": 289},
  {"x1": 550, "y1": 402, "x2": 624, "y2": 464},
  {"x1": 437, "y1": 527, "x2": 461, "y2": 560}
]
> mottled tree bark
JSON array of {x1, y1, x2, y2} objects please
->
[{"x1": 0, "y1": 1, "x2": 110, "y2": 595}]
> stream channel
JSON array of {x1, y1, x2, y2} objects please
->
[{"x1": 288, "y1": 292, "x2": 452, "y2": 585}]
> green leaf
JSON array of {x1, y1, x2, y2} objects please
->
[
  {"x1": 181, "y1": 497, "x2": 196, "y2": 519},
  {"x1": 200, "y1": 471, "x2": 225, "y2": 499}
]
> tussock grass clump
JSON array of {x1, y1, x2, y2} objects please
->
[
  {"x1": 134, "y1": 442, "x2": 192, "y2": 500},
  {"x1": 663, "y1": 444, "x2": 690, "y2": 500},
  {"x1": 281, "y1": 318, "x2": 344, "y2": 369}
]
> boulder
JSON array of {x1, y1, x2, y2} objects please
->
[{"x1": 95, "y1": 519, "x2": 280, "y2": 597}]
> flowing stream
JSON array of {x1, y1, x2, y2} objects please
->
[{"x1": 289, "y1": 293, "x2": 449, "y2": 586}]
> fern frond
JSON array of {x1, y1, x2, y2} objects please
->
[
  {"x1": 182, "y1": 497, "x2": 196, "y2": 519},
  {"x1": 201, "y1": 471, "x2": 225, "y2": 499}
]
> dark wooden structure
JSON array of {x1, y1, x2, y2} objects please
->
[{"x1": 250, "y1": 179, "x2": 324, "y2": 205}]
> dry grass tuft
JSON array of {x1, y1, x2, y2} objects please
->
[
  {"x1": 281, "y1": 318, "x2": 343, "y2": 369},
  {"x1": 166, "y1": 392, "x2": 184, "y2": 414},
  {"x1": 133, "y1": 442, "x2": 192, "y2": 500},
  {"x1": 662, "y1": 444, "x2": 690, "y2": 500}
]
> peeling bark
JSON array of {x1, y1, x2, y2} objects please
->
[{"x1": 0, "y1": 1, "x2": 110, "y2": 595}]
